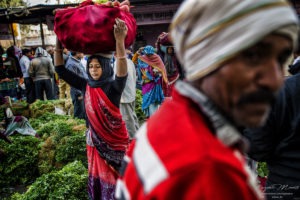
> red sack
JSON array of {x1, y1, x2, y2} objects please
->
[
  {"x1": 157, "y1": 32, "x2": 172, "y2": 46},
  {"x1": 54, "y1": 0, "x2": 137, "y2": 54}
]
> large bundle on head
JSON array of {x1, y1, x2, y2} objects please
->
[
  {"x1": 157, "y1": 32, "x2": 172, "y2": 46},
  {"x1": 54, "y1": 0, "x2": 137, "y2": 54},
  {"x1": 156, "y1": 32, "x2": 172, "y2": 53}
]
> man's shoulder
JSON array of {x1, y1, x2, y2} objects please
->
[
  {"x1": 66, "y1": 58, "x2": 80, "y2": 68},
  {"x1": 31, "y1": 58, "x2": 41, "y2": 65},
  {"x1": 146, "y1": 102, "x2": 219, "y2": 157},
  {"x1": 19, "y1": 55, "x2": 27, "y2": 61},
  {"x1": 127, "y1": 118, "x2": 247, "y2": 199}
]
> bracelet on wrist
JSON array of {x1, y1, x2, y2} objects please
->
[{"x1": 116, "y1": 56, "x2": 127, "y2": 59}]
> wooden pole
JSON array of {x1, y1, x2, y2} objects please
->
[
  {"x1": 39, "y1": 18, "x2": 45, "y2": 49},
  {"x1": 9, "y1": 23, "x2": 16, "y2": 46}
]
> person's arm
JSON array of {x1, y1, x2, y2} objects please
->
[
  {"x1": 48, "y1": 59, "x2": 55, "y2": 77},
  {"x1": 132, "y1": 47, "x2": 143, "y2": 65},
  {"x1": 54, "y1": 38, "x2": 64, "y2": 67},
  {"x1": 114, "y1": 18, "x2": 128, "y2": 77},
  {"x1": 54, "y1": 38, "x2": 86, "y2": 90},
  {"x1": 20, "y1": 58, "x2": 29, "y2": 76},
  {"x1": 66, "y1": 62, "x2": 81, "y2": 76}
]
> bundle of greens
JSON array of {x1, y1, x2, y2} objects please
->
[
  {"x1": 33, "y1": 114, "x2": 87, "y2": 174},
  {"x1": 0, "y1": 135, "x2": 40, "y2": 189},
  {"x1": 135, "y1": 90, "x2": 146, "y2": 123},
  {"x1": 10, "y1": 161, "x2": 88, "y2": 200}
]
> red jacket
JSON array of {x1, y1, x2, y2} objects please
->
[{"x1": 116, "y1": 88, "x2": 263, "y2": 200}]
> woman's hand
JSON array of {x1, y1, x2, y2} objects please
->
[
  {"x1": 114, "y1": 18, "x2": 128, "y2": 42},
  {"x1": 137, "y1": 47, "x2": 144, "y2": 55}
]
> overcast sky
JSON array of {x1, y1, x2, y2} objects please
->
[{"x1": 25, "y1": 0, "x2": 61, "y2": 6}]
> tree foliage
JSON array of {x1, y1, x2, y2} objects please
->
[{"x1": 0, "y1": 0, "x2": 26, "y2": 8}]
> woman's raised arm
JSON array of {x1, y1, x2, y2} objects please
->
[
  {"x1": 54, "y1": 38, "x2": 64, "y2": 66},
  {"x1": 114, "y1": 18, "x2": 128, "y2": 77}
]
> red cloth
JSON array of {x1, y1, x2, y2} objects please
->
[
  {"x1": 54, "y1": 0, "x2": 137, "y2": 54},
  {"x1": 119, "y1": 89, "x2": 263, "y2": 200},
  {"x1": 85, "y1": 85, "x2": 129, "y2": 151},
  {"x1": 157, "y1": 32, "x2": 172, "y2": 46},
  {"x1": 85, "y1": 84, "x2": 129, "y2": 199},
  {"x1": 87, "y1": 145, "x2": 118, "y2": 183}
]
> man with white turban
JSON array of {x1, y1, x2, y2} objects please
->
[{"x1": 115, "y1": 0, "x2": 299, "y2": 199}]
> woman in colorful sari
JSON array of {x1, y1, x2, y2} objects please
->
[
  {"x1": 54, "y1": 18, "x2": 129, "y2": 200},
  {"x1": 132, "y1": 45, "x2": 168, "y2": 118}
]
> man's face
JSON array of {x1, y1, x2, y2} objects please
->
[
  {"x1": 25, "y1": 52, "x2": 32, "y2": 57},
  {"x1": 199, "y1": 34, "x2": 292, "y2": 127},
  {"x1": 77, "y1": 53, "x2": 84, "y2": 59}
]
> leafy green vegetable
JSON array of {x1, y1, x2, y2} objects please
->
[
  {"x1": 257, "y1": 162, "x2": 269, "y2": 177},
  {"x1": 55, "y1": 135, "x2": 87, "y2": 167},
  {"x1": 0, "y1": 135, "x2": 40, "y2": 189},
  {"x1": 135, "y1": 89, "x2": 146, "y2": 123},
  {"x1": 10, "y1": 161, "x2": 88, "y2": 200}
]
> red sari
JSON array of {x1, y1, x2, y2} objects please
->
[{"x1": 85, "y1": 85, "x2": 129, "y2": 200}]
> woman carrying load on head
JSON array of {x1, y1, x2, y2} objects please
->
[
  {"x1": 54, "y1": 18, "x2": 129, "y2": 200},
  {"x1": 132, "y1": 45, "x2": 168, "y2": 118}
]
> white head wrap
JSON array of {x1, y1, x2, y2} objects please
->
[
  {"x1": 35, "y1": 47, "x2": 52, "y2": 61},
  {"x1": 170, "y1": 0, "x2": 299, "y2": 81}
]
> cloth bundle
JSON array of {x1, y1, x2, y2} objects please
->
[
  {"x1": 54, "y1": 0, "x2": 137, "y2": 54},
  {"x1": 157, "y1": 32, "x2": 172, "y2": 46},
  {"x1": 156, "y1": 32, "x2": 173, "y2": 54}
]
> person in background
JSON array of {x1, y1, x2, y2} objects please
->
[
  {"x1": 19, "y1": 49, "x2": 35, "y2": 103},
  {"x1": 58, "y1": 47, "x2": 71, "y2": 99},
  {"x1": 162, "y1": 46, "x2": 182, "y2": 97},
  {"x1": 0, "y1": 46, "x2": 4, "y2": 67},
  {"x1": 115, "y1": 0, "x2": 299, "y2": 199},
  {"x1": 65, "y1": 51, "x2": 87, "y2": 119},
  {"x1": 0, "y1": 70, "x2": 18, "y2": 99},
  {"x1": 4, "y1": 46, "x2": 22, "y2": 78},
  {"x1": 29, "y1": 47, "x2": 55, "y2": 100},
  {"x1": 132, "y1": 45, "x2": 168, "y2": 118},
  {"x1": 0, "y1": 46, "x2": 18, "y2": 99},
  {"x1": 47, "y1": 47, "x2": 59, "y2": 99},
  {"x1": 113, "y1": 51, "x2": 140, "y2": 138},
  {"x1": 244, "y1": 44, "x2": 300, "y2": 199},
  {"x1": 80, "y1": 54, "x2": 88, "y2": 71},
  {"x1": 55, "y1": 18, "x2": 130, "y2": 199},
  {"x1": 287, "y1": 43, "x2": 300, "y2": 75}
]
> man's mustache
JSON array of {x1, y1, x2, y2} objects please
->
[{"x1": 237, "y1": 89, "x2": 277, "y2": 106}]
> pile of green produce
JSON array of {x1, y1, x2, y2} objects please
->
[
  {"x1": 0, "y1": 101, "x2": 87, "y2": 199},
  {"x1": 0, "y1": 101, "x2": 29, "y2": 120},
  {"x1": 29, "y1": 99, "x2": 72, "y2": 118},
  {"x1": 10, "y1": 161, "x2": 88, "y2": 200},
  {"x1": 29, "y1": 112, "x2": 87, "y2": 174},
  {"x1": 0, "y1": 135, "x2": 40, "y2": 191},
  {"x1": 135, "y1": 89, "x2": 146, "y2": 123}
]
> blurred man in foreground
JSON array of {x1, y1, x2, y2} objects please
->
[{"x1": 116, "y1": 0, "x2": 299, "y2": 199}]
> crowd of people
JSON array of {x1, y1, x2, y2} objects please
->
[
  {"x1": 1, "y1": 0, "x2": 300, "y2": 199},
  {"x1": 0, "y1": 33, "x2": 183, "y2": 122}
]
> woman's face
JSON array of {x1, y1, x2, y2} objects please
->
[
  {"x1": 88, "y1": 58, "x2": 102, "y2": 80},
  {"x1": 167, "y1": 47, "x2": 174, "y2": 54}
]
